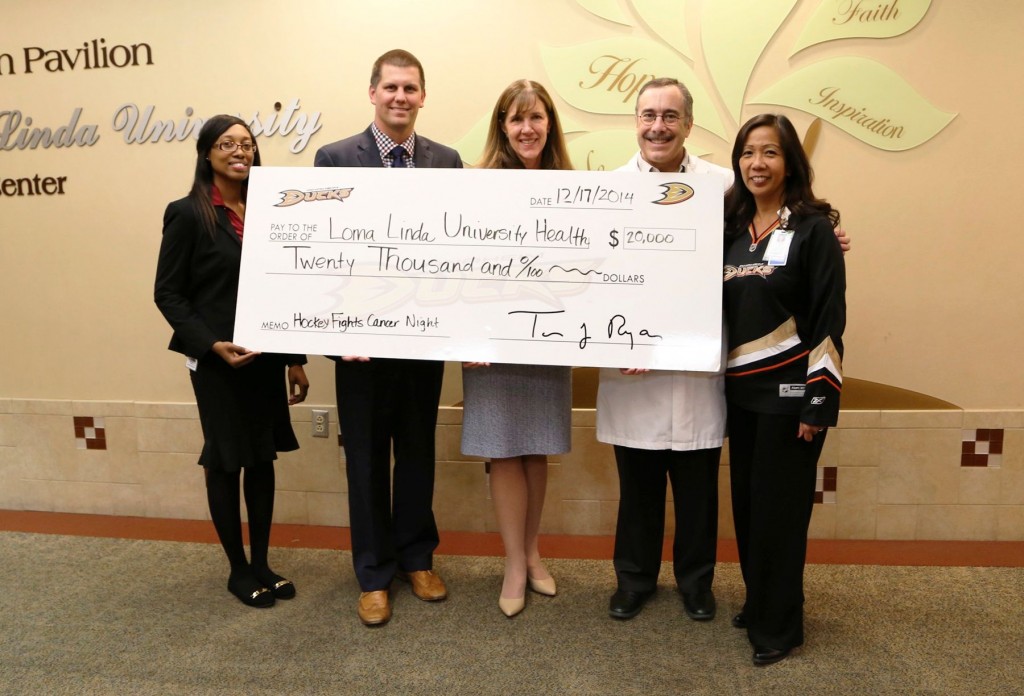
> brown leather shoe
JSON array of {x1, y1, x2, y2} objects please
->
[
  {"x1": 398, "y1": 570, "x2": 447, "y2": 601},
  {"x1": 357, "y1": 590, "x2": 391, "y2": 626}
]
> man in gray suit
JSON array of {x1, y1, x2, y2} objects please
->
[{"x1": 314, "y1": 49, "x2": 462, "y2": 626}]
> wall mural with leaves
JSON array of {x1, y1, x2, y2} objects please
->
[{"x1": 453, "y1": 0, "x2": 954, "y2": 169}]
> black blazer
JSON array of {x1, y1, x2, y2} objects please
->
[
  {"x1": 154, "y1": 196, "x2": 305, "y2": 366},
  {"x1": 313, "y1": 126, "x2": 463, "y2": 169},
  {"x1": 155, "y1": 197, "x2": 243, "y2": 358},
  {"x1": 313, "y1": 127, "x2": 462, "y2": 363}
]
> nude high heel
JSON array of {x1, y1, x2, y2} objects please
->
[
  {"x1": 499, "y1": 595, "x2": 525, "y2": 618},
  {"x1": 527, "y1": 575, "x2": 557, "y2": 597}
]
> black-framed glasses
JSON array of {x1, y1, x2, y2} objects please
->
[
  {"x1": 637, "y1": 112, "x2": 682, "y2": 126},
  {"x1": 215, "y1": 141, "x2": 257, "y2": 153}
]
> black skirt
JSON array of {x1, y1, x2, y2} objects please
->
[{"x1": 189, "y1": 353, "x2": 299, "y2": 472}]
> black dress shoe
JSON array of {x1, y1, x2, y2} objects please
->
[
  {"x1": 680, "y1": 589, "x2": 716, "y2": 621},
  {"x1": 731, "y1": 612, "x2": 748, "y2": 628},
  {"x1": 753, "y1": 645, "x2": 792, "y2": 666},
  {"x1": 608, "y1": 589, "x2": 653, "y2": 619}
]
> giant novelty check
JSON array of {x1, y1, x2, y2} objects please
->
[{"x1": 235, "y1": 167, "x2": 723, "y2": 371}]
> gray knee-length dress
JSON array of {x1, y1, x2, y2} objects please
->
[{"x1": 461, "y1": 363, "x2": 572, "y2": 459}]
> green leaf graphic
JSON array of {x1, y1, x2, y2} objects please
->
[
  {"x1": 749, "y1": 57, "x2": 956, "y2": 151},
  {"x1": 702, "y1": 0, "x2": 799, "y2": 121},
  {"x1": 792, "y1": 0, "x2": 932, "y2": 55},
  {"x1": 558, "y1": 113, "x2": 590, "y2": 136},
  {"x1": 450, "y1": 113, "x2": 492, "y2": 167},
  {"x1": 566, "y1": 130, "x2": 639, "y2": 171},
  {"x1": 630, "y1": 0, "x2": 691, "y2": 59},
  {"x1": 802, "y1": 118, "x2": 823, "y2": 160},
  {"x1": 576, "y1": 0, "x2": 633, "y2": 26},
  {"x1": 540, "y1": 38, "x2": 725, "y2": 138}
]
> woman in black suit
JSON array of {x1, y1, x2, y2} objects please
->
[{"x1": 155, "y1": 115, "x2": 309, "y2": 607}]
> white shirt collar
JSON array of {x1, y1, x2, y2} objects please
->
[{"x1": 635, "y1": 150, "x2": 692, "y2": 173}]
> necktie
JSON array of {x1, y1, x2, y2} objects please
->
[{"x1": 390, "y1": 145, "x2": 407, "y2": 168}]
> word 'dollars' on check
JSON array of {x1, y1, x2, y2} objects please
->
[{"x1": 235, "y1": 167, "x2": 723, "y2": 371}]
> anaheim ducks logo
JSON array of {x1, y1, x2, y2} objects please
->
[
  {"x1": 652, "y1": 182, "x2": 694, "y2": 205},
  {"x1": 275, "y1": 187, "x2": 354, "y2": 207},
  {"x1": 723, "y1": 263, "x2": 776, "y2": 280}
]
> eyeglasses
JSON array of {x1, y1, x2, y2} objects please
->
[
  {"x1": 637, "y1": 112, "x2": 683, "y2": 126},
  {"x1": 214, "y1": 141, "x2": 257, "y2": 153}
]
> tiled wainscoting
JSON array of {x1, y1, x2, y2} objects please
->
[{"x1": 1, "y1": 399, "x2": 1022, "y2": 541}]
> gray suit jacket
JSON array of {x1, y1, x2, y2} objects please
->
[{"x1": 313, "y1": 125, "x2": 462, "y2": 169}]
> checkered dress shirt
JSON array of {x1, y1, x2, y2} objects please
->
[{"x1": 370, "y1": 123, "x2": 416, "y2": 168}]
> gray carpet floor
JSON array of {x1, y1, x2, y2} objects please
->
[{"x1": 1, "y1": 532, "x2": 1021, "y2": 695}]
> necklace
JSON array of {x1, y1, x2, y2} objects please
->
[{"x1": 748, "y1": 216, "x2": 781, "y2": 252}]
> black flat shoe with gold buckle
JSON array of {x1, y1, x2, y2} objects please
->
[
  {"x1": 227, "y1": 573, "x2": 275, "y2": 608},
  {"x1": 252, "y1": 567, "x2": 296, "y2": 600},
  {"x1": 268, "y1": 578, "x2": 295, "y2": 599}
]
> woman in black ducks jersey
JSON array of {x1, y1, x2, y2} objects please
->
[{"x1": 722, "y1": 114, "x2": 846, "y2": 666}]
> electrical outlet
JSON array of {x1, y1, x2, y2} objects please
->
[{"x1": 311, "y1": 409, "x2": 329, "y2": 438}]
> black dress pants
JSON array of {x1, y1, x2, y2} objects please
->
[
  {"x1": 613, "y1": 445, "x2": 721, "y2": 594},
  {"x1": 335, "y1": 358, "x2": 444, "y2": 591},
  {"x1": 727, "y1": 404, "x2": 825, "y2": 651}
]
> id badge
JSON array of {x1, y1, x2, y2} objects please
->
[
  {"x1": 763, "y1": 230, "x2": 794, "y2": 266},
  {"x1": 185, "y1": 356, "x2": 198, "y2": 372}
]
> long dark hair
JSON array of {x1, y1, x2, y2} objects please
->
[
  {"x1": 723, "y1": 113, "x2": 838, "y2": 239},
  {"x1": 477, "y1": 80, "x2": 572, "y2": 171},
  {"x1": 188, "y1": 114, "x2": 261, "y2": 237}
]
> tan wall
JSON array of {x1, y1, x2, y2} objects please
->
[
  {"x1": 2, "y1": 398, "x2": 1022, "y2": 541},
  {"x1": 1, "y1": 2, "x2": 1022, "y2": 408},
  {"x1": 5, "y1": 3, "x2": 1023, "y2": 539}
]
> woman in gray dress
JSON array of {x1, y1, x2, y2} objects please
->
[{"x1": 462, "y1": 80, "x2": 573, "y2": 617}]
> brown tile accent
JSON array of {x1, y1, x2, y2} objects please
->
[
  {"x1": 961, "y1": 429, "x2": 1004, "y2": 468},
  {"x1": 815, "y1": 466, "x2": 838, "y2": 503},
  {"x1": 73, "y1": 416, "x2": 107, "y2": 451}
]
